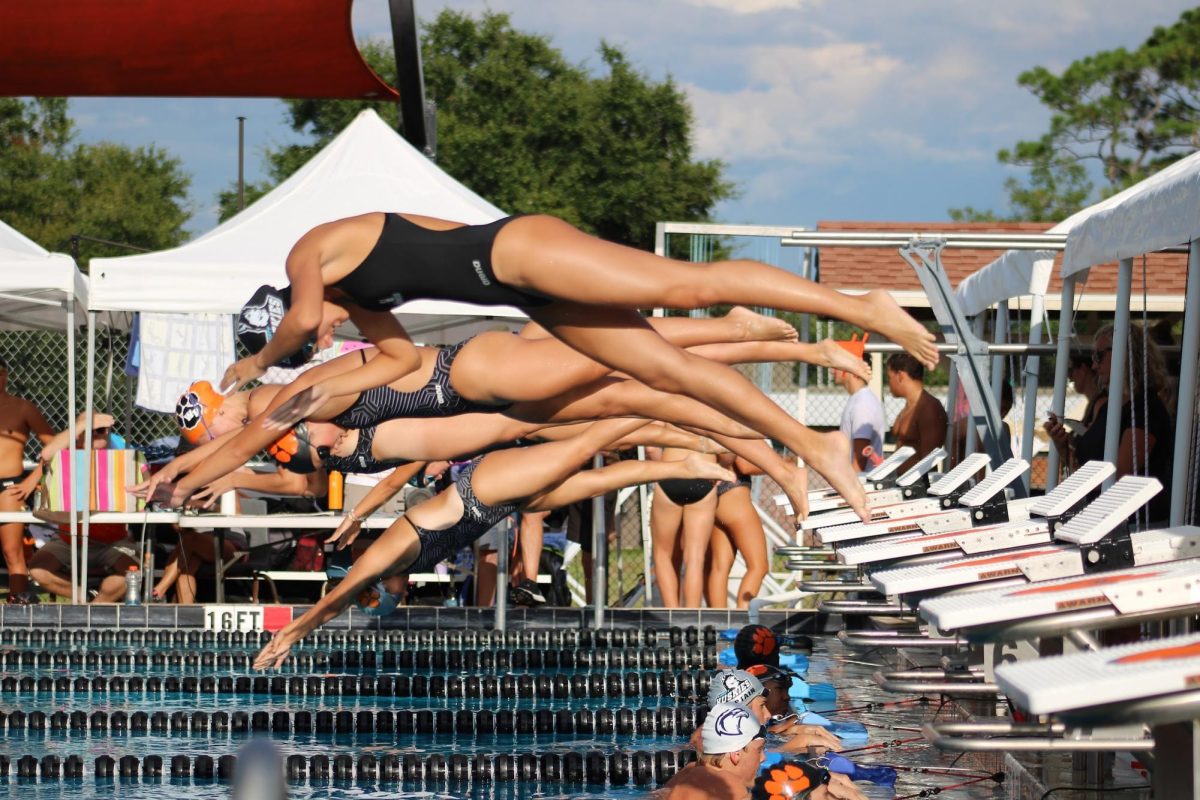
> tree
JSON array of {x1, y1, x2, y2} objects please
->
[
  {"x1": 951, "y1": 7, "x2": 1200, "y2": 222},
  {"x1": 0, "y1": 97, "x2": 191, "y2": 267},
  {"x1": 222, "y1": 11, "x2": 732, "y2": 249}
]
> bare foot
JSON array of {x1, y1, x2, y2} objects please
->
[
  {"x1": 861, "y1": 290, "x2": 939, "y2": 370},
  {"x1": 682, "y1": 453, "x2": 737, "y2": 482},
  {"x1": 727, "y1": 306, "x2": 798, "y2": 343},
  {"x1": 804, "y1": 431, "x2": 869, "y2": 522},
  {"x1": 775, "y1": 462, "x2": 811, "y2": 524},
  {"x1": 817, "y1": 338, "x2": 872, "y2": 382}
]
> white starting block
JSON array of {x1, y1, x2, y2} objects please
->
[
  {"x1": 920, "y1": 556, "x2": 1200, "y2": 632},
  {"x1": 997, "y1": 631, "x2": 1200, "y2": 716},
  {"x1": 804, "y1": 446, "x2": 917, "y2": 513},
  {"x1": 818, "y1": 456, "x2": 1024, "y2": 545},
  {"x1": 782, "y1": 446, "x2": 950, "y2": 518},
  {"x1": 853, "y1": 462, "x2": 1117, "y2": 573},
  {"x1": 800, "y1": 449, "x2": 947, "y2": 528}
]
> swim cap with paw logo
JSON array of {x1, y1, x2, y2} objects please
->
[
  {"x1": 752, "y1": 760, "x2": 830, "y2": 800},
  {"x1": 237, "y1": 285, "x2": 316, "y2": 369},
  {"x1": 268, "y1": 422, "x2": 318, "y2": 474},
  {"x1": 175, "y1": 381, "x2": 224, "y2": 445}
]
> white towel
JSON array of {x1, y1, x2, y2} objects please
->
[{"x1": 135, "y1": 313, "x2": 236, "y2": 413}]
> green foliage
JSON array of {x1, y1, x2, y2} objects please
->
[
  {"x1": 952, "y1": 7, "x2": 1200, "y2": 222},
  {"x1": 223, "y1": 11, "x2": 732, "y2": 248},
  {"x1": 0, "y1": 97, "x2": 191, "y2": 267}
]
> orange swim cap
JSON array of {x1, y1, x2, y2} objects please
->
[
  {"x1": 175, "y1": 381, "x2": 225, "y2": 445},
  {"x1": 834, "y1": 332, "x2": 869, "y2": 360}
]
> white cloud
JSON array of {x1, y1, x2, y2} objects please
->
[{"x1": 680, "y1": 0, "x2": 814, "y2": 14}]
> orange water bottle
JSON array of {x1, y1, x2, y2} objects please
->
[
  {"x1": 328, "y1": 470, "x2": 344, "y2": 510},
  {"x1": 861, "y1": 446, "x2": 884, "y2": 467}
]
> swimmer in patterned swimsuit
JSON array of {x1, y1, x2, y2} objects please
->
[
  {"x1": 167, "y1": 311, "x2": 873, "y2": 511},
  {"x1": 221, "y1": 211, "x2": 940, "y2": 524},
  {"x1": 253, "y1": 418, "x2": 736, "y2": 669}
]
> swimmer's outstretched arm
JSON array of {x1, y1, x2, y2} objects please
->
[
  {"x1": 254, "y1": 515, "x2": 424, "y2": 670},
  {"x1": 328, "y1": 461, "x2": 427, "y2": 550},
  {"x1": 261, "y1": 309, "x2": 423, "y2": 428}
]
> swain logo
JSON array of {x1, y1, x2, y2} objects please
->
[{"x1": 472, "y1": 259, "x2": 491, "y2": 286}]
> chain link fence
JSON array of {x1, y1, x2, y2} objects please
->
[{"x1": 1, "y1": 324, "x2": 178, "y2": 463}]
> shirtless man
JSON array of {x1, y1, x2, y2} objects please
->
[
  {"x1": 885, "y1": 353, "x2": 947, "y2": 474},
  {"x1": 0, "y1": 357, "x2": 54, "y2": 604}
]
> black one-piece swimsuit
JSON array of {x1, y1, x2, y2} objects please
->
[{"x1": 334, "y1": 214, "x2": 552, "y2": 310}]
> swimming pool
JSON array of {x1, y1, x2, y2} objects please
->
[{"x1": 0, "y1": 624, "x2": 1008, "y2": 799}]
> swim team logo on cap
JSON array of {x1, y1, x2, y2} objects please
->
[
  {"x1": 708, "y1": 669, "x2": 765, "y2": 707},
  {"x1": 735, "y1": 624, "x2": 780, "y2": 668},
  {"x1": 175, "y1": 380, "x2": 224, "y2": 445},
  {"x1": 701, "y1": 703, "x2": 764, "y2": 755},
  {"x1": 237, "y1": 284, "x2": 315, "y2": 369},
  {"x1": 751, "y1": 760, "x2": 830, "y2": 800}
]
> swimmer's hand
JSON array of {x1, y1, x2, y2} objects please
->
[
  {"x1": 131, "y1": 461, "x2": 183, "y2": 501},
  {"x1": 264, "y1": 384, "x2": 330, "y2": 430},
  {"x1": 776, "y1": 726, "x2": 842, "y2": 754},
  {"x1": 826, "y1": 772, "x2": 869, "y2": 800},
  {"x1": 221, "y1": 356, "x2": 265, "y2": 394},
  {"x1": 253, "y1": 629, "x2": 298, "y2": 670},
  {"x1": 328, "y1": 513, "x2": 363, "y2": 551},
  {"x1": 190, "y1": 477, "x2": 234, "y2": 510}
]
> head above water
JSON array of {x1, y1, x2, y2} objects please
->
[{"x1": 237, "y1": 285, "x2": 316, "y2": 369}]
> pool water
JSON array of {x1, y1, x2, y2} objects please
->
[{"x1": 0, "y1": 629, "x2": 1008, "y2": 799}]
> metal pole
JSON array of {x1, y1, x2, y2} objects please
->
[
  {"x1": 236, "y1": 116, "x2": 246, "y2": 212},
  {"x1": 592, "y1": 454, "x2": 606, "y2": 629},
  {"x1": 494, "y1": 517, "x2": 508, "y2": 631},
  {"x1": 990, "y1": 302, "x2": 1009, "y2": 466},
  {"x1": 1170, "y1": 239, "x2": 1200, "y2": 525},
  {"x1": 80, "y1": 312, "x2": 98, "y2": 601},
  {"x1": 1021, "y1": 292, "x2": 1047, "y2": 492},
  {"x1": 65, "y1": 299, "x2": 78, "y2": 603},
  {"x1": 1047, "y1": 276, "x2": 1076, "y2": 491},
  {"x1": 1102, "y1": 259, "x2": 1135, "y2": 489}
]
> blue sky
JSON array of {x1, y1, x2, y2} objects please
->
[{"x1": 68, "y1": 0, "x2": 1199, "y2": 240}]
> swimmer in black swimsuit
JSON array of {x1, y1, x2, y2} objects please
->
[
  {"x1": 170, "y1": 311, "x2": 873, "y2": 511},
  {"x1": 252, "y1": 418, "x2": 737, "y2": 669},
  {"x1": 221, "y1": 211, "x2": 940, "y2": 525},
  {"x1": 650, "y1": 447, "x2": 722, "y2": 608}
]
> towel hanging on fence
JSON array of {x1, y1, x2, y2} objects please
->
[{"x1": 135, "y1": 313, "x2": 235, "y2": 413}]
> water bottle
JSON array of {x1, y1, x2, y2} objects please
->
[{"x1": 124, "y1": 565, "x2": 141, "y2": 605}]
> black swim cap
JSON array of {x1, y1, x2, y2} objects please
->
[{"x1": 237, "y1": 285, "x2": 316, "y2": 369}]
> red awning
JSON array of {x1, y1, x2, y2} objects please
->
[{"x1": 0, "y1": 0, "x2": 399, "y2": 100}]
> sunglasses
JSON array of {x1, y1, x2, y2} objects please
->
[{"x1": 1092, "y1": 347, "x2": 1112, "y2": 363}]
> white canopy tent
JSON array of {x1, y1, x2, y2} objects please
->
[
  {"x1": 1051, "y1": 149, "x2": 1200, "y2": 524},
  {"x1": 0, "y1": 219, "x2": 88, "y2": 330},
  {"x1": 89, "y1": 108, "x2": 527, "y2": 343},
  {"x1": 0, "y1": 218, "x2": 89, "y2": 601}
]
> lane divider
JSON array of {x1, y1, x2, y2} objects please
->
[
  {"x1": 0, "y1": 645, "x2": 718, "y2": 672},
  {"x1": 0, "y1": 705, "x2": 707, "y2": 737},
  {"x1": 0, "y1": 670, "x2": 713, "y2": 700},
  {"x1": 0, "y1": 749, "x2": 699, "y2": 785}
]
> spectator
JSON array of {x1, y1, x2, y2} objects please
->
[
  {"x1": 0, "y1": 356, "x2": 55, "y2": 604},
  {"x1": 834, "y1": 352, "x2": 884, "y2": 472},
  {"x1": 1090, "y1": 323, "x2": 1173, "y2": 524},
  {"x1": 29, "y1": 416, "x2": 135, "y2": 603},
  {"x1": 1044, "y1": 350, "x2": 1107, "y2": 480},
  {"x1": 886, "y1": 353, "x2": 948, "y2": 473}
]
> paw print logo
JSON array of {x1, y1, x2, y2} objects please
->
[
  {"x1": 753, "y1": 627, "x2": 776, "y2": 656},
  {"x1": 268, "y1": 431, "x2": 300, "y2": 464},
  {"x1": 758, "y1": 763, "x2": 812, "y2": 800},
  {"x1": 175, "y1": 392, "x2": 202, "y2": 430}
]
